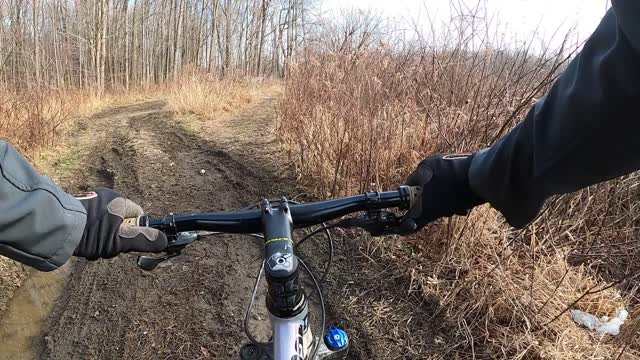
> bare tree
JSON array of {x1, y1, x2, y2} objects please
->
[{"x1": 0, "y1": 0, "x2": 315, "y2": 91}]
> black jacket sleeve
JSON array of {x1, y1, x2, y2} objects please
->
[{"x1": 468, "y1": 0, "x2": 640, "y2": 228}]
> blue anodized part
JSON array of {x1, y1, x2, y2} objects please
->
[{"x1": 324, "y1": 325, "x2": 349, "y2": 351}]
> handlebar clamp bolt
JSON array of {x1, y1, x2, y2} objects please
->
[{"x1": 261, "y1": 199, "x2": 272, "y2": 215}]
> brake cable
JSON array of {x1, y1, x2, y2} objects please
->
[
  {"x1": 244, "y1": 260, "x2": 269, "y2": 347},
  {"x1": 295, "y1": 222, "x2": 338, "y2": 298}
]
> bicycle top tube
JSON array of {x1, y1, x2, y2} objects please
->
[{"x1": 138, "y1": 186, "x2": 419, "y2": 234}]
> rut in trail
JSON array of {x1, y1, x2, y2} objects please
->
[{"x1": 38, "y1": 98, "x2": 288, "y2": 359}]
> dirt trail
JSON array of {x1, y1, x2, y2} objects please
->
[
  {"x1": 31, "y1": 96, "x2": 448, "y2": 360},
  {"x1": 36, "y1": 98, "x2": 288, "y2": 359}
]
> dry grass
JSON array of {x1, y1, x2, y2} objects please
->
[
  {"x1": 278, "y1": 46, "x2": 565, "y2": 197},
  {"x1": 0, "y1": 86, "x2": 164, "y2": 156},
  {"x1": 0, "y1": 72, "x2": 273, "y2": 158},
  {"x1": 0, "y1": 89, "x2": 78, "y2": 155},
  {"x1": 277, "y1": 31, "x2": 640, "y2": 360},
  {"x1": 72, "y1": 86, "x2": 166, "y2": 119},
  {"x1": 404, "y1": 206, "x2": 638, "y2": 358},
  {"x1": 166, "y1": 70, "x2": 272, "y2": 118}
]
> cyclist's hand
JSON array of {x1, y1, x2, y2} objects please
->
[
  {"x1": 399, "y1": 154, "x2": 485, "y2": 233},
  {"x1": 74, "y1": 188, "x2": 167, "y2": 260}
]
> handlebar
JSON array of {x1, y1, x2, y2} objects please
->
[
  {"x1": 133, "y1": 185, "x2": 420, "y2": 271},
  {"x1": 137, "y1": 185, "x2": 420, "y2": 234}
]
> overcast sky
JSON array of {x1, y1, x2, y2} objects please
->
[{"x1": 322, "y1": 0, "x2": 610, "y2": 50}]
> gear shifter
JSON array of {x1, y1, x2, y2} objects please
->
[{"x1": 135, "y1": 231, "x2": 198, "y2": 270}]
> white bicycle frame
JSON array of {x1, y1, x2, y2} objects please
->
[
  {"x1": 240, "y1": 303, "x2": 338, "y2": 360},
  {"x1": 271, "y1": 306, "x2": 314, "y2": 359}
]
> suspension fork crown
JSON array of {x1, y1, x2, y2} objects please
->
[{"x1": 261, "y1": 197, "x2": 305, "y2": 318}]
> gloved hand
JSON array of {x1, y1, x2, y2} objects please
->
[
  {"x1": 74, "y1": 188, "x2": 167, "y2": 260},
  {"x1": 400, "y1": 154, "x2": 485, "y2": 233}
]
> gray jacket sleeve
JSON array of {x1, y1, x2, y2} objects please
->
[
  {"x1": 469, "y1": 0, "x2": 640, "y2": 228},
  {"x1": 0, "y1": 141, "x2": 86, "y2": 271}
]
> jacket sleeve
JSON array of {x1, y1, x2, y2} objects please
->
[
  {"x1": 0, "y1": 141, "x2": 86, "y2": 271},
  {"x1": 468, "y1": 1, "x2": 640, "y2": 228}
]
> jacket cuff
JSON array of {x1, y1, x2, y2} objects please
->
[
  {"x1": 468, "y1": 147, "x2": 542, "y2": 229},
  {"x1": 47, "y1": 196, "x2": 86, "y2": 270}
]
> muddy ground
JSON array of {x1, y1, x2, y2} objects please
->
[
  {"x1": 0, "y1": 260, "x2": 29, "y2": 317},
  {"x1": 27, "y1": 97, "x2": 450, "y2": 359}
]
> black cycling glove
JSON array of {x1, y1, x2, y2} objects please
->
[
  {"x1": 74, "y1": 188, "x2": 167, "y2": 260},
  {"x1": 400, "y1": 154, "x2": 485, "y2": 232}
]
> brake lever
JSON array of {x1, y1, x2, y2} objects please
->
[
  {"x1": 339, "y1": 210, "x2": 404, "y2": 236},
  {"x1": 136, "y1": 231, "x2": 198, "y2": 271}
]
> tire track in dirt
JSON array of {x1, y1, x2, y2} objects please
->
[{"x1": 37, "y1": 98, "x2": 285, "y2": 359}]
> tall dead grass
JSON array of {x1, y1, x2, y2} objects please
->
[
  {"x1": 0, "y1": 73, "x2": 264, "y2": 158},
  {"x1": 0, "y1": 90, "x2": 78, "y2": 155},
  {"x1": 277, "y1": 25, "x2": 640, "y2": 360},
  {"x1": 278, "y1": 46, "x2": 565, "y2": 197},
  {"x1": 0, "y1": 88, "x2": 156, "y2": 158},
  {"x1": 166, "y1": 70, "x2": 270, "y2": 118}
]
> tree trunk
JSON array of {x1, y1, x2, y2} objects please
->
[
  {"x1": 173, "y1": 0, "x2": 185, "y2": 80},
  {"x1": 98, "y1": 0, "x2": 108, "y2": 93},
  {"x1": 256, "y1": 0, "x2": 268, "y2": 76},
  {"x1": 33, "y1": 0, "x2": 41, "y2": 89},
  {"x1": 223, "y1": 0, "x2": 232, "y2": 76}
]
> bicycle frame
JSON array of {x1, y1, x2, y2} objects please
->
[
  {"x1": 242, "y1": 302, "x2": 329, "y2": 360},
  {"x1": 271, "y1": 305, "x2": 315, "y2": 359}
]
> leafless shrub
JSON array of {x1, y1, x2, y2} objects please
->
[{"x1": 0, "y1": 89, "x2": 76, "y2": 154}]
